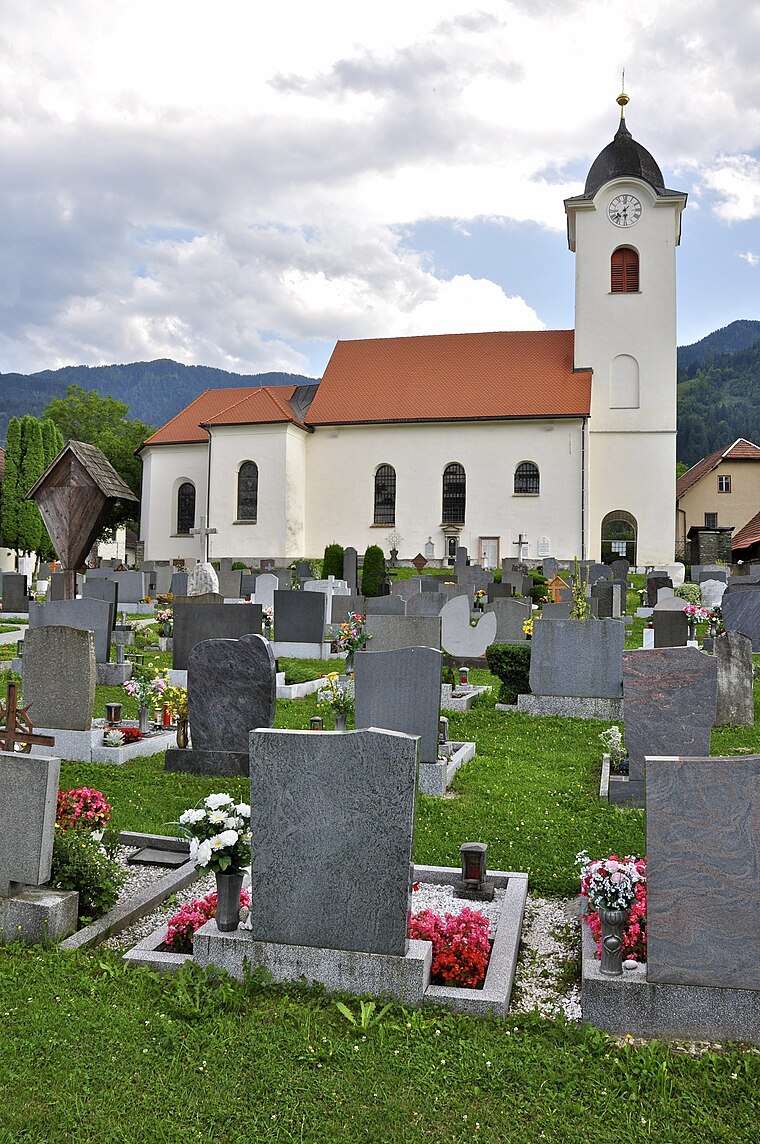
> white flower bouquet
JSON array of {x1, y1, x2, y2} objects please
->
[
  {"x1": 575, "y1": 849, "x2": 645, "y2": 912},
  {"x1": 178, "y1": 793, "x2": 252, "y2": 874}
]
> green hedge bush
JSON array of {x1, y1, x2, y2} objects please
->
[
  {"x1": 485, "y1": 643, "x2": 532, "y2": 704},
  {"x1": 322, "y1": 543, "x2": 345, "y2": 580},
  {"x1": 361, "y1": 545, "x2": 386, "y2": 597}
]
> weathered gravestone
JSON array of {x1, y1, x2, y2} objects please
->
[
  {"x1": 653, "y1": 599, "x2": 688, "y2": 648},
  {"x1": 714, "y1": 630, "x2": 754, "y2": 727},
  {"x1": 663, "y1": 562, "x2": 686, "y2": 588},
  {"x1": 440, "y1": 594, "x2": 497, "y2": 658},
  {"x1": 391, "y1": 578, "x2": 422, "y2": 600},
  {"x1": 0, "y1": 749, "x2": 63, "y2": 925},
  {"x1": 172, "y1": 602, "x2": 264, "y2": 670},
  {"x1": 646, "y1": 576, "x2": 672, "y2": 607},
  {"x1": 656, "y1": 586, "x2": 674, "y2": 603},
  {"x1": 719, "y1": 590, "x2": 760, "y2": 651},
  {"x1": 542, "y1": 557, "x2": 558, "y2": 579},
  {"x1": 365, "y1": 595, "x2": 406, "y2": 616},
  {"x1": 646, "y1": 753, "x2": 760, "y2": 990},
  {"x1": 406, "y1": 592, "x2": 444, "y2": 617},
  {"x1": 342, "y1": 547, "x2": 358, "y2": 593},
  {"x1": 165, "y1": 634, "x2": 275, "y2": 776},
  {"x1": 2, "y1": 574, "x2": 29, "y2": 613},
  {"x1": 610, "y1": 558, "x2": 630, "y2": 583},
  {"x1": 188, "y1": 562, "x2": 220, "y2": 596},
  {"x1": 273, "y1": 589, "x2": 325, "y2": 645},
  {"x1": 22, "y1": 627, "x2": 96, "y2": 731},
  {"x1": 484, "y1": 597, "x2": 530, "y2": 642},
  {"x1": 540, "y1": 601, "x2": 574, "y2": 620},
  {"x1": 699, "y1": 579, "x2": 727, "y2": 610},
  {"x1": 621, "y1": 647, "x2": 717, "y2": 799},
  {"x1": 355, "y1": 646, "x2": 441, "y2": 764},
  {"x1": 28, "y1": 598, "x2": 112, "y2": 665},
  {"x1": 364, "y1": 615, "x2": 441, "y2": 652}
]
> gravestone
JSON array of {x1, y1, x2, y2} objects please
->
[
  {"x1": 646, "y1": 576, "x2": 672, "y2": 607},
  {"x1": 342, "y1": 547, "x2": 358, "y2": 593},
  {"x1": 364, "y1": 615, "x2": 441, "y2": 652},
  {"x1": 253, "y1": 573, "x2": 279, "y2": 612},
  {"x1": 28, "y1": 598, "x2": 112, "y2": 664},
  {"x1": 391, "y1": 578, "x2": 422, "y2": 599},
  {"x1": 440, "y1": 594, "x2": 497, "y2": 657},
  {"x1": 590, "y1": 579, "x2": 619, "y2": 619},
  {"x1": 2, "y1": 574, "x2": 28, "y2": 612},
  {"x1": 217, "y1": 566, "x2": 243, "y2": 599},
  {"x1": 540, "y1": 601, "x2": 574, "y2": 620},
  {"x1": 294, "y1": 561, "x2": 313, "y2": 582},
  {"x1": 247, "y1": 728, "x2": 418, "y2": 956},
  {"x1": 610, "y1": 558, "x2": 630, "y2": 583},
  {"x1": 484, "y1": 597, "x2": 531, "y2": 642},
  {"x1": 542, "y1": 557, "x2": 558, "y2": 579},
  {"x1": 455, "y1": 546, "x2": 469, "y2": 570},
  {"x1": 165, "y1": 634, "x2": 276, "y2": 776},
  {"x1": 273, "y1": 589, "x2": 325, "y2": 644},
  {"x1": 406, "y1": 592, "x2": 444, "y2": 617},
  {"x1": 355, "y1": 646, "x2": 441, "y2": 763},
  {"x1": 22, "y1": 627, "x2": 96, "y2": 730},
  {"x1": 663, "y1": 562, "x2": 686, "y2": 588},
  {"x1": 365, "y1": 595, "x2": 406, "y2": 616},
  {"x1": 529, "y1": 618, "x2": 623, "y2": 698},
  {"x1": 0, "y1": 750, "x2": 61, "y2": 897},
  {"x1": 331, "y1": 595, "x2": 366, "y2": 624},
  {"x1": 699, "y1": 579, "x2": 727, "y2": 610},
  {"x1": 170, "y1": 571, "x2": 189, "y2": 596},
  {"x1": 653, "y1": 600, "x2": 688, "y2": 648},
  {"x1": 82, "y1": 577, "x2": 118, "y2": 627},
  {"x1": 240, "y1": 573, "x2": 257, "y2": 598},
  {"x1": 147, "y1": 562, "x2": 173, "y2": 595},
  {"x1": 714, "y1": 630, "x2": 754, "y2": 727},
  {"x1": 646, "y1": 754, "x2": 760, "y2": 989},
  {"x1": 437, "y1": 583, "x2": 470, "y2": 604},
  {"x1": 188, "y1": 562, "x2": 220, "y2": 596},
  {"x1": 719, "y1": 590, "x2": 760, "y2": 650},
  {"x1": 48, "y1": 572, "x2": 66, "y2": 601},
  {"x1": 697, "y1": 566, "x2": 727, "y2": 585},
  {"x1": 172, "y1": 602, "x2": 264, "y2": 670},
  {"x1": 656, "y1": 587, "x2": 674, "y2": 603},
  {"x1": 487, "y1": 583, "x2": 514, "y2": 602},
  {"x1": 112, "y1": 570, "x2": 149, "y2": 604},
  {"x1": 622, "y1": 647, "x2": 718, "y2": 787},
  {"x1": 585, "y1": 563, "x2": 611, "y2": 585}
]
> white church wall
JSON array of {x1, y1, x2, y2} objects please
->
[
  {"x1": 140, "y1": 442, "x2": 208, "y2": 561},
  {"x1": 587, "y1": 431, "x2": 676, "y2": 565},
  {"x1": 304, "y1": 419, "x2": 585, "y2": 562}
]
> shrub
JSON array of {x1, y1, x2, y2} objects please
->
[
  {"x1": 485, "y1": 643, "x2": 531, "y2": 703},
  {"x1": 50, "y1": 830, "x2": 125, "y2": 924},
  {"x1": 361, "y1": 545, "x2": 386, "y2": 597},
  {"x1": 231, "y1": 562, "x2": 249, "y2": 571},
  {"x1": 675, "y1": 582, "x2": 701, "y2": 604},
  {"x1": 56, "y1": 788, "x2": 112, "y2": 832},
  {"x1": 322, "y1": 544, "x2": 345, "y2": 580},
  {"x1": 529, "y1": 569, "x2": 548, "y2": 604}
]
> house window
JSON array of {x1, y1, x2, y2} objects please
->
[
  {"x1": 176, "y1": 482, "x2": 196, "y2": 535},
  {"x1": 442, "y1": 463, "x2": 466, "y2": 524},
  {"x1": 611, "y1": 247, "x2": 639, "y2": 293},
  {"x1": 514, "y1": 461, "x2": 540, "y2": 495},
  {"x1": 373, "y1": 464, "x2": 396, "y2": 525},
  {"x1": 237, "y1": 462, "x2": 258, "y2": 521},
  {"x1": 704, "y1": 512, "x2": 718, "y2": 529},
  {"x1": 718, "y1": 475, "x2": 731, "y2": 493}
]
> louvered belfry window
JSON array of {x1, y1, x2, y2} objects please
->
[{"x1": 611, "y1": 247, "x2": 639, "y2": 293}]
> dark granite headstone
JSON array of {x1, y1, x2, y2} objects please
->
[
  {"x1": 172, "y1": 602, "x2": 263, "y2": 670},
  {"x1": 590, "y1": 579, "x2": 614, "y2": 619},
  {"x1": 82, "y1": 577, "x2": 118, "y2": 627},
  {"x1": 529, "y1": 618, "x2": 623, "y2": 698},
  {"x1": 170, "y1": 571, "x2": 189, "y2": 596},
  {"x1": 2, "y1": 574, "x2": 28, "y2": 613},
  {"x1": 622, "y1": 647, "x2": 717, "y2": 785},
  {"x1": 646, "y1": 576, "x2": 673, "y2": 607},
  {"x1": 610, "y1": 558, "x2": 630, "y2": 582},
  {"x1": 294, "y1": 561, "x2": 313, "y2": 581},
  {"x1": 342, "y1": 547, "x2": 358, "y2": 593},
  {"x1": 646, "y1": 754, "x2": 760, "y2": 989},
  {"x1": 355, "y1": 646, "x2": 441, "y2": 763},
  {"x1": 29, "y1": 598, "x2": 111, "y2": 663},
  {"x1": 721, "y1": 590, "x2": 760, "y2": 651},
  {"x1": 653, "y1": 601, "x2": 688, "y2": 648},
  {"x1": 240, "y1": 573, "x2": 257, "y2": 598},
  {"x1": 49, "y1": 572, "x2": 65, "y2": 601},
  {"x1": 697, "y1": 567, "x2": 727, "y2": 585},
  {"x1": 487, "y1": 583, "x2": 514, "y2": 602},
  {"x1": 273, "y1": 589, "x2": 325, "y2": 643},
  {"x1": 248, "y1": 727, "x2": 418, "y2": 956},
  {"x1": 714, "y1": 630, "x2": 754, "y2": 727},
  {"x1": 542, "y1": 557, "x2": 558, "y2": 579},
  {"x1": 330, "y1": 594, "x2": 366, "y2": 624}
]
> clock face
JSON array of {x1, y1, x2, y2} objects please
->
[{"x1": 608, "y1": 194, "x2": 642, "y2": 227}]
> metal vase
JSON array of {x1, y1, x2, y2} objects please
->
[
  {"x1": 344, "y1": 652, "x2": 354, "y2": 677},
  {"x1": 175, "y1": 717, "x2": 189, "y2": 749},
  {"x1": 215, "y1": 871, "x2": 244, "y2": 932},
  {"x1": 138, "y1": 706, "x2": 150, "y2": 734},
  {"x1": 334, "y1": 713, "x2": 347, "y2": 732},
  {"x1": 598, "y1": 906, "x2": 627, "y2": 976}
]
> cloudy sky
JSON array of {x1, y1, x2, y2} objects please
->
[{"x1": 1, "y1": 0, "x2": 758, "y2": 380}]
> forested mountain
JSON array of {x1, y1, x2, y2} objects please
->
[
  {"x1": 0, "y1": 359, "x2": 317, "y2": 441},
  {"x1": 677, "y1": 321, "x2": 760, "y2": 466}
]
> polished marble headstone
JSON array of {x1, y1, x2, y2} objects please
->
[
  {"x1": 172, "y1": 602, "x2": 263, "y2": 670},
  {"x1": 646, "y1": 754, "x2": 760, "y2": 989},
  {"x1": 720, "y1": 589, "x2": 760, "y2": 651},
  {"x1": 249, "y1": 727, "x2": 418, "y2": 955},
  {"x1": 273, "y1": 589, "x2": 325, "y2": 643},
  {"x1": 354, "y1": 645, "x2": 441, "y2": 763},
  {"x1": 653, "y1": 601, "x2": 688, "y2": 648},
  {"x1": 714, "y1": 630, "x2": 754, "y2": 727}
]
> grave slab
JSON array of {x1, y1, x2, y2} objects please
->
[{"x1": 355, "y1": 646, "x2": 441, "y2": 763}]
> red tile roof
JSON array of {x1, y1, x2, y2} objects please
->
[
  {"x1": 732, "y1": 509, "x2": 760, "y2": 553},
  {"x1": 676, "y1": 438, "x2": 760, "y2": 499},
  {"x1": 203, "y1": 386, "x2": 305, "y2": 428},
  {"x1": 305, "y1": 330, "x2": 591, "y2": 425},
  {"x1": 142, "y1": 386, "x2": 303, "y2": 447}
]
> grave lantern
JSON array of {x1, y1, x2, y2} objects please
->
[
  {"x1": 454, "y1": 841, "x2": 495, "y2": 902},
  {"x1": 16, "y1": 640, "x2": 23, "y2": 659},
  {"x1": 309, "y1": 716, "x2": 323, "y2": 731},
  {"x1": 438, "y1": 716, "x2": 449, "y2": 745},
  {"x1": 459, "y1": 666, "x2": 469, "y2": 686},
  {"x1": 105, "y1": 702, "x2": 123, "y2": 725}
]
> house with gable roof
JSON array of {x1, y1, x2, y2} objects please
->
[
  {"x1": 676, "y1": 438, "x2": 760, "y2": 562},
  {"x1": 138, "y1": 94, "x2": 687, "y2": 569}
]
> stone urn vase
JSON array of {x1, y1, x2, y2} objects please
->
[
  {"x1": 598, "y1": 906, "x2": 627, "y2": 976},
  {"x1": 175, "y1": 717, "x2": 189, "y2": 749},
  {"x1": 334, "y1": 713, "x2": 348, "y2": 733},
  {"x1": 215, "y1": 870, "x2": 244, "y2": 932},
  {"x1": 138, "y1": 706, "x2": 151, "y2": 734}
]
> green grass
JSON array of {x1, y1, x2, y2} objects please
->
[{"x1": 2, "y1": 644, "x2": 759, "y2": 1141}]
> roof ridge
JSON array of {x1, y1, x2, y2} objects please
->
[{"x1": 262, "y1": 384, "x2": 303, "y2": 425}]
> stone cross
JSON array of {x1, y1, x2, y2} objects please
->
[
  {"x1": 190, "y1": 516, "x2": 218, "y2": 562},
  {"x1": 513, "y1": 533, "x2": 528, "y2": 562}
]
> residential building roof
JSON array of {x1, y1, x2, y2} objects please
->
[
  {"x1": 731, "y1": 509, "x2": 760, "y2": 553},
  {"x1": 676, "y1": 439, "x2": 760, "y2": 499},
  {"x1": 305, "y1": 330, "x2": 591, "y2": 426}
]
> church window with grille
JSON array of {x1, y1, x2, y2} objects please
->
[
  {"x1": 442, "y1": 463, "x2": 466, "y2": 524},
  {"x1": 611, "y1": 247, "x2": 639, "y2": 293},
  {"x1": 514, "y1": 461, "x2": 540, "y2": 495},
  {"x1": 237, "y1": 462, "x2": 259, "y2": 521},
  {"x1": 177, "y1": 482, "x2": 196, "y2": 535},
  {"x1": 373, "y1": 464, "x2": 396, "y2": 525}
]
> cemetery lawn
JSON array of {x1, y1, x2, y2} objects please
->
[{"x1": 3, "y1": 664, "x2": 759, "y2": 1140}]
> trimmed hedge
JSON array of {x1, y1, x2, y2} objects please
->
[
  {"x1": 485, "y1": 643, "x2": 532, "y2": 704},
  {"x1": 361, "y1": 545, "x2": 386, "y2": 597},
  {"x1": 322, "y1": 543, "x2": 345, "y2": 580}
]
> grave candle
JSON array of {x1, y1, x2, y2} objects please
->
[{"x1": 459, "y1": 667, "x2": 469, "y2": 685}]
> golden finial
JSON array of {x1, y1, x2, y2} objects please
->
[{"x1": 617, "y1": 69, "x2": 629, "y2": 118}]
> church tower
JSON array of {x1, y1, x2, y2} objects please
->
[{"x1": 565, "y1": 93, "x2": 687, "y2": 565}]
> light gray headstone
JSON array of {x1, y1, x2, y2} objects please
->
[
  {"x1": 253, "y1": 573, "x2": 279, "y2": 611},
  {"x1": 217, "y1": 567, "x2": 243, "y2": 599},
  {"x1": 440, "y1": 594, "x2": 497, "y2": 657},
  {"x1": 529, "y1": 618, "x2": 623, "y2": 699},
  {"x1": 249, "y1": 727, "x2": 418, "y2": 955},
  {"x1": 29, "y1": 598, "x2": 111, "y2": 664},
  {"x1": 699, "y1": 579, "x2": 727, "y2": 609},
  {"x1": 0, "y1": 752, "x2": 61, "y2": 896},
  {"x1": 355, "y1": 646, "x2": 441, "y2": 763},
  {"x1": 484, "y1": 597, "x2": 531, "y2": 642},
  {"x1": 188, "y1": 562, "x2": 220, "y2": 596},
  {"x1": 22, "y1": 627, "x2": 96, "y2": 730},
  {"x1": 663, "y1": 562, "x2": 685, "y2": 588},
  {"x1": 112, "y1": 570, "x2": 149, "y2": 603},
  {"x1": 391, "y1": 578, "x2": 422, "y2": 600},
  {"x1": 406, "y1": 592, "x2": 444, "y2": 617},
  {"x1": 365, "y1": 615, "x2": 441, "y2": 652},
  {"x1": 189, "y1": 634, "x2": 276, "y2": 754},
  {"x1": 714, "y1": 630, "x2": 754, "y2": 727},
  {"x1": 656, "y1": 586, "x2": 674, "y2": 602},
  {"x1": 365, "y1": 595, "x2": 406, "y2": 616}
]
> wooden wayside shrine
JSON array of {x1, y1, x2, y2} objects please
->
[{"x1": 25, "y1": 441, "x2": 138, "y2": 599}]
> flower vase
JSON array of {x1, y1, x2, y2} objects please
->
[
  {"x1": 334, "y1": 713, "x2": 347, "y2": 732},
  {"x1": 175, "y1": 717, "x2": 189, "y2": 749},
  {"x1": 709, "y1": 623, "x2": 718, "y2": 638},
  {"x1": 215, "y1": 870, "x2": 244, "y2": 932},
  {"x1": 138, "y1": 706, "x2": 150, "y2": 734},
  {"x1": 345, "y1": 652, "x2": 354, "y2": 677},
  {"x1": 598, "y1": 906, "x2": 627, "y2": 976}
]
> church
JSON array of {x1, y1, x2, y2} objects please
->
[{"x1": 138, "y1": 94, "x2": 687, "y2": 569}]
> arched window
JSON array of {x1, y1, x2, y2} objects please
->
[
  {"x1": 514, "y1": 461, "x2": 540, "y2": 495},
  {"x1": 611, "y1": 247, "x2": 639, "y2": 293},
  {"x1": 442, "y1": 463, "x2": 466, "y2": 524},
  {"x1": 177, "y1": 482, "x2": 196, "y2": 535},
  {"x1": 373, "y1": 464, "x2": 396, "y2": 525},
  {"x1": 237, "y1": 461, "x2": 258, "y2": 522}
]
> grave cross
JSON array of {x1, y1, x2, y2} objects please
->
[
  {"x1": 0, "y1": 682, "x2": 55, "y2": 754},
  {"x1": 513, "y1": 533, "x2": 529, "y2": 562},
  {"x1": 189, "y1": 516, "x2": 218, "y2": 562}
]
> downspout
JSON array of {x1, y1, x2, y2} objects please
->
[
  {"x1": 581, "y1": 416, "x2": 587, "y2": 560},
  {"x1": 206, "y1": 428, "x2": 213, "y2": 555}
]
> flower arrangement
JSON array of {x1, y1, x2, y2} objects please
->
[
  {"x1": 163, "y1": 684, "x2": 188, "y2": 720},
  {"x1": 165, "y1": 887, "x2": 252, "y2": 953},
  {"x1": 262, "y1": 605, "x2": 274, "y2": 628},
  {"x1": 522, "y1": 616, "x2": 534, "y2": 637},
  {"x1": 156, "y1": 608, "x2": 172, "y2": 625},
  {"x1": 683, "y1": 603, "x2": 710, "y2": 626},
  {"x1": 120, "y1": 726, "x2": 143, "y2": 744},
  {"x1": 317, "y1": 672, "x2": 355, "y2": 715},
  {"x1": 578, "y1": 853, "x2": 647, "y2": 962},
  {"x1": 474, "y1": 589, "x2": 486, "y2": 610},
  {"x1": 598, "y1": 724, "x2": 628, "y2": 774},
  {"x1": 707, "y1": 605, "x2": 725, "y2": 634},
  {"x1": 178, "y1": 793, "x2": 252, "y2": 874},
  {"x1": 576, "y1": 850, "x2": 645, "y2": 912},
  {"x1": 408, "y1": 907, "x2": 491, "y2": 987},
  {"x1": 334, "y1": 612, "x2": 369, "y2": 654},
  {"x1": 124, "y1": 667, "x2": 167, "y2": 709},
  {"x1": 56, "y1": 787, "x2": 111, "y2": 833},
  {"x1": 103, "y1": 729, "x2": 126, "y2": 747}
]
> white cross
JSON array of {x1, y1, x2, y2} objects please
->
[
  {"x1": 190, "y1": 516, "x2": 218, "y2": 562},
  {"x1": 513, "y1": 533, "x2": 528, "y2": 562}
]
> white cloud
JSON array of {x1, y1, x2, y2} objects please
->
[
  {"x1": 701, "y1": 156, "x2": 760, "y2": 221},
  {"x1": 739, "y1": 251, "x2": 760, "y2": 267}
]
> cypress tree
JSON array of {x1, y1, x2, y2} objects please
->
[
  {"x1": 18, "y1": 415, "x2": 44, "y2": 556},
  {"x1": 361, "y1": 545, "x2": 386, "y2": 597},
  {"x1": 1, "y1": 417, "x2": 21, "y2": 553},
  {"x1": 322, "y1": 543, "x2": 345, "y2": 579},
  {"x1": 38, "y1": 418, "x2": 63, "y2": 561}
]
